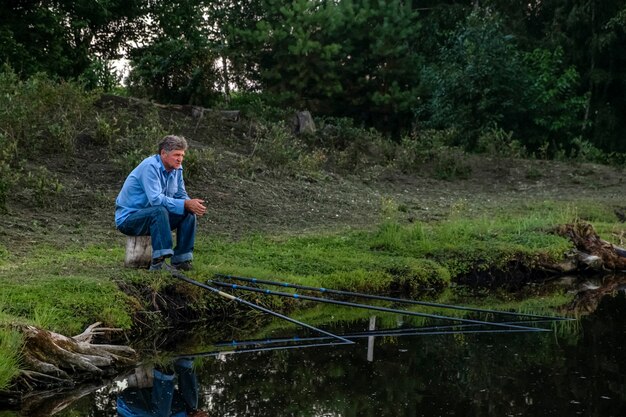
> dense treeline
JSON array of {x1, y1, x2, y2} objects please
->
[{"x1": 1, "y1": 1, "x2": 625, "y2": 155}]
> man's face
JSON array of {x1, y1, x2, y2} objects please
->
[{"x1": 160, "y1": 149, "x2": 185, "y2": 171}]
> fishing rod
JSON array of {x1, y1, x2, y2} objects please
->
[
  {"x1": 216, "y1": 273, "x2": 571, "y2": 321},
  {"x1": 214, "y1": 318, "x2": 560, "y2": 348},
  {"x1": 206, "y1": 279, "x2": 549, "y2": 332},
  {"x1": 173, "y1": 271, "x2": 354, "y2": 345}
]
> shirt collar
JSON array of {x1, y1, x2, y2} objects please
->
[{"x1": 155, "y1": 154, "x2": 169, "y2": 174}]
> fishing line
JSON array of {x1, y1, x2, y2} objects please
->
[
  {"x1": 215, "y1": 273, "x2": 572, "y2": 321},
  {"x1": 173, "y1": 271, "x2": 354, "y2": 345},
  {"x1": 207, "y1": 279, "x2": 549, "y2": 332}
]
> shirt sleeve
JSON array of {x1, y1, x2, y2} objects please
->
[{"x1": 141, "y1": 165, "x2": 186, "y2": 215}]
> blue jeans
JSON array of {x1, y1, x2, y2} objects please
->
[{"x1": 117, "y1": 206, "x2": 196, "y2": 263}]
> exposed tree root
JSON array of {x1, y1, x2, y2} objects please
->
[
  {"x1": 555, "y1": 222, "x2": 626, "y2": 271},
  {"x1": 12, "y1": 322, "x2": 137, "y2": 393}
]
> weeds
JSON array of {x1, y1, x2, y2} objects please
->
[
  {"x1": 0, "y1": 328, "x2": 22, "y2": 390},
  {"x1": 0, "y1": 69, "x2": 96, "y2": 156}
]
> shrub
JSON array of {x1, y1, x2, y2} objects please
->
[
  {"x1": 23, "y1": 166, "x2": 64, "y2": 207},
  {"x1": 181, "y1": 147, "x2": 218, "y2": 185},
  {"x1": 0, "y1": 133, "x2": 19, "y2": 212},
  {"x1": 432, "y1": 147, "x2": 472, "y2": 181},
  {"x1": 0, "y1": 69, "x2": 95, "y2": 156},
  {"x1": 476, "y1": 124, "x2": 527, "y2": 158}
]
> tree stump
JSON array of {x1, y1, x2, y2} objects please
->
[
  {"x1": 124, "y1": 236, "x2": 152, "y2": 268},
  {"x1": 292, "y1": 111, "x2": 316, "y2": 135}
]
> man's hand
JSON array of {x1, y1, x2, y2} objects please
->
[{"x1": 184, "y1": 199, "x2": 207, "y2": 216}]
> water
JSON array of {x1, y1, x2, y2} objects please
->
[{"x1": 5, "y1": 291, "x2": 626, "y2": 417}]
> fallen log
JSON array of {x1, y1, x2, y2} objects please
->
[{"x1": 555, "y1": 222, "x2": 626, "y2": 270}]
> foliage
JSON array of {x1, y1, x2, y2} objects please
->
[
  {"x1": 0, "y1": 68, "x2": 96, "y2": 209},
  {"x1": 79, "y1": 58, "x2": 122, "y2": 91},
  {"x1": 128, "y1": 37, "x2": 221, "y2": 106},
  {"x1": 476, "y1": 124, "x2": 527, "y2": 158},
  {"x1": 230, "y1": 0, "x2": 423, "y2": 136},
  {"x1": 0, "y1": 328, "x2": 22, "y2": 390},
  {"x1": 418, "y1": 10, "x2": 527, "y2": 150},
  {"x1": 240, "y1": 121, "x2": 327, "y2": 179},
  {"x1": 0, "y1": 0, "x2": 147, "y2": 80},
  {"x1": 23, "y1": 166, "x2": 64, "y2": 207},
  {"x1": 521, "y1": 47, "x2": 588, "y2": 153},
  {"x1": 2, "y1": 1, "x2": 626, "y2": 153},
  {"x1": 0, "y1": 69, "x2": 96, "y2": 156},
  {"x1": 328, "y1": 0, "x2": 424, "y2": 135},
  {"x1": 569, "y1": 137, "x2": 607, "y2": 164},
  {"x1": 0, "y1": 133, "x2": 17, "y2": 212}
]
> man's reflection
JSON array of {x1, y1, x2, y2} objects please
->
[{"x1": 117, "y1": 358, "x2": 208, "y2": 417}]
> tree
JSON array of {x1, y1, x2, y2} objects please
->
[
  {"x1": 0, "y1": 1, "x2": 146, "y2": 81},
  {"x1": 332, "y1": 0, "x2": 424, "y2": 136},
  {"x1": 522, "y1": 47, "x2": 587, "y2": 152},
  {"x1": 229, "y1": 0, "x2": 344, "y2": 109},
  {"x1": 418, "y1": 10, "x2": 527, "y2": 149},
  {"x1": 229, "y1": 0, "x2": 423, "y2": 135},
  {"x1": 127, "y1": 0, "x2": 221, "y2": 105}
]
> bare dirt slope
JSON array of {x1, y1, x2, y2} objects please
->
[{"x1": 1, "y1": 106, "x2": 625, "y2": 252}]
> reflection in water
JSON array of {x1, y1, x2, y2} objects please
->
[
  {"x1": 116, "y1": 358, "x2": 208, "y2": 417},
  {"x1": 3, "y1": 291, "x2": 626, "y2": 417},
  {"x1": 190, "y1": 293, "x2": 626, "y2": 417}
]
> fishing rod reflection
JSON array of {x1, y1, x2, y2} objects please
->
[{"x1": 176, "y1": 315, "x2": 559, "y2": 363}]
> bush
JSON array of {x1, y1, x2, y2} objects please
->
[
  {"x1": 476, "y1": 124, "x2": 527, "y2": 158},
  {"x1": 0, "y1": 68, "x2": 96, "y2": 156},
  {"x1": 394, "y1": 129, "x2": 458, "y2": 173},
  {"x1": 0, "y1": 133, "x2": 19, "y2": 212}
]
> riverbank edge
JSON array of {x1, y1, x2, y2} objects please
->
[{"x1": 3, "y1": 214, "x2": 620, "y2": 398}]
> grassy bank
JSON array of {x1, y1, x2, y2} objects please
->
[
  {"x1": 2, "y1": 73, "x2": 626, "y2": 392},
  {"x1": 2, "y1": 199, "x2": 623, "y2": 390}
]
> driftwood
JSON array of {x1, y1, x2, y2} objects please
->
[
  {"x1": 14, "y1": 322, "x2": 137, "y2": 392},
  {"x1": 555, "y1": 222, "x2": 626, "y2": 270}
]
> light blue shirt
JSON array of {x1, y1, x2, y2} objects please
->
[{"x1": 115, "y1": 155, "x2": 189, "y2": 227}]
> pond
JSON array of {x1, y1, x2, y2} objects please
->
[{"x1": 4, "y1": 283, "x2": 626, "y2": 417}]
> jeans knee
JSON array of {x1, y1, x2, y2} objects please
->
[{"x1": 153, "y1": 206, "x2": 169, "y2": 219}]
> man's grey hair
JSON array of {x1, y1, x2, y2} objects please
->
[{"x1": 158, "y1": 135, "x2": 188, "y2": 153}]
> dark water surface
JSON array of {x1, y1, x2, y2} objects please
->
[{"x1": 7, "y1": 291, "x2": 626, "y2": 417}]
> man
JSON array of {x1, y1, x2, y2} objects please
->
[{"x1": 115, "y1": 135, "x2": 206, "y2": 271}]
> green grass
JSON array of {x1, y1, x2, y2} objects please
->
[
  {"x1": 193, "y1": 204, "x2": 578, "y2": 293},
  {"x1": 0, "y1": 244, "x2": 134, "y2": 336},
  {"x1": 0, "y1": 328, "x2": 22, "y2": 391},
  {"x1": 0, "y1": 200, "x2": 620, "y2": 390}
]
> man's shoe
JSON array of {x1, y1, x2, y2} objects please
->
[
  {"x1": 149, "y1": 258, "x2": 175, "y2": 271},
  {"x1": 172, "y1": 260, "x2": 193, "y2": 271}
]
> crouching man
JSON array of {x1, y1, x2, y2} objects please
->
[{"x1": 115, "y1": 135, "x2": 206, "y2": 271}]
